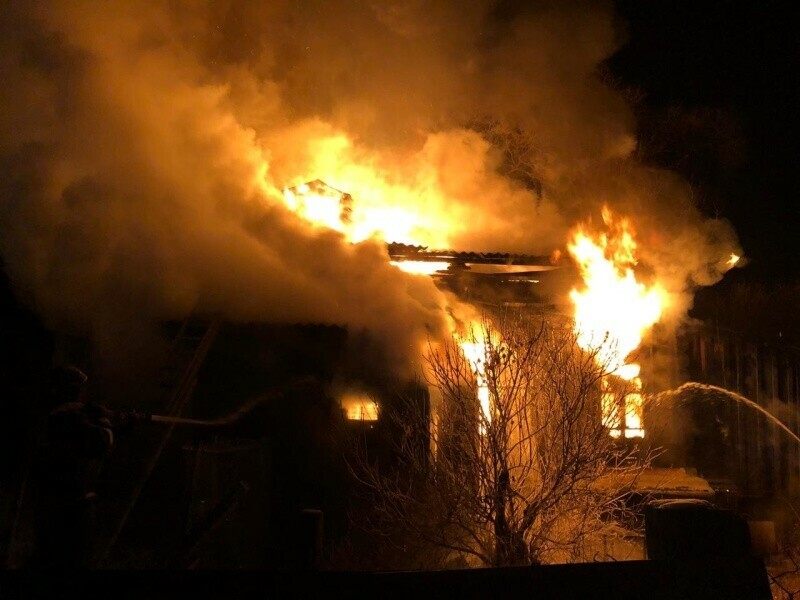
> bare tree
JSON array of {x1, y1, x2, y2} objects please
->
[
  {"x1": 347, "y1": 310, "x2": 652, "y2": 569},
  {"x1": 769, "y1": 545, "x2": 800, "y2": 600},
  {"x1": 467, "y1": 117, "x2": 545, "y2": 200}
]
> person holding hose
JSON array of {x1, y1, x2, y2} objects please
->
[{"x1": 30, "y1": 365, "x2": 149, "y2": 568}]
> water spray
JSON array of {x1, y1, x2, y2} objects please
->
[{"x1": 657, "y1": 382, "x2": 800, "y2": 446}]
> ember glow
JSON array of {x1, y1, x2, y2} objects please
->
[
  {"x1": 727, "y1": 253, "x2": 741, "y2": 268},
  {"x1": 568, "y1": 208, "x2": 667, "y2": 438}
]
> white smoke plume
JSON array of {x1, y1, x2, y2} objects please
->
[{"x1": 0, "y1": 1, "x2": 740, "y2": 379}]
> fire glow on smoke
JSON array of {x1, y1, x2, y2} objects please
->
[{"x1": 568, "y1": 207, "x2": 668, "y2": 438}]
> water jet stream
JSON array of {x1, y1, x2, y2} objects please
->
[{"x1": 657, "y1": 382, "x2": 800, "y2": 447}]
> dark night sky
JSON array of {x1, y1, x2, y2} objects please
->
[{"x1": 609, "y1": 0, "x2": 800, "y2": 283}]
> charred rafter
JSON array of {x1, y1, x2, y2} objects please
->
[{"x1": 386, "y1": 242, "x2": 554, "y2": 267}]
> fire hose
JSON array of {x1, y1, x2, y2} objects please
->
[
  {"x1": 149, "y1": 394, "x2": 267, "y2": 426},
  {"x1": 99, "y1": 377, "x2": 314, "y2": 566},
  {"x1": 151, "y1": 414, "x2": 234, "y2": 426},
  {"x1": 146, "y1": 376, "x2": 314, "y2": 427}
]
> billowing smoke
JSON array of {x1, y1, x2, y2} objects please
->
[{"x1": 0, "y1": 1, "x2": 740, "y2": 380}]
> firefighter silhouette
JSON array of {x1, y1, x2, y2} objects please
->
[{"x1": 31, "y1": 365, "x2": 147, "y2": 568}]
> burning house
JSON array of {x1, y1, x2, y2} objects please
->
[
  {"x1": 2, "y1": 2, "x2": 781, "y2": 585},
  {"x1": 155, "y1": 182, "x2": 719, "y2": 566},
  {"x1": 4, "y1": 176, "x2": 748, "y2": 570},
  {"x1": 270, "y1": 180, "x2": 784, "y2": 561}
]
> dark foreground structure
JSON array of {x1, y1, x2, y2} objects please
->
[
  {"x1": 1, "y1": 499, "x2": 772, "y2": 599},
  {"x1": 1, "y1": 502, "x2": 773, "y2": 600},
  {"x1": 1, "y1": 557, "x2": 770, "y2": 600}
]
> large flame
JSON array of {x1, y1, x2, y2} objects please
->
[
  {"x1": 568, "y1": 207, "x2": 667, "y2": 438},
  {"x1": 283, "y1": 177, "x2": 442, "y2": 246},
  {"x1": 460, "y1": 327, "x2": 494, "y2": 433},
  {"x1": 280, "y1": 135, "x2": 465, "y2": 248},
  {"x1": 390, "y1": 261, "x2": 450, "y2": 276}
]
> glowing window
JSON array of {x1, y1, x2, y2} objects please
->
[
  {"x1": 341, "y1": 393, "x2": 379, "y2": 421},
  {"x1": 602, "y1": 377, "x2": 645, "y2": 439}
]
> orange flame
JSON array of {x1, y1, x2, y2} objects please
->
[
  {"x1": 283, "y1": 178, "x2": 444, "y2": 246},
  {"x1": 459, "y1": 324, "x2": 496, "y2": 434},
  {"x1": 568, "y1": 208, "x2": 667, "y2": 438},
  {"x1": 390, "y1": 261, "x2": 450, "y2": 276},
  {"x1": 280, "y1": 133, "x2": 467, "y2": 250},
  {"x1": 340, "y1": 391, "x2": 379, "y2": 421},
  {"x1": 283, "y1": 182, "x2": 348, "y2": 233}
]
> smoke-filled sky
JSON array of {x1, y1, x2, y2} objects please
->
[{"x1": 0, "y1": 1, "x2": 741, "y2": 375}]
